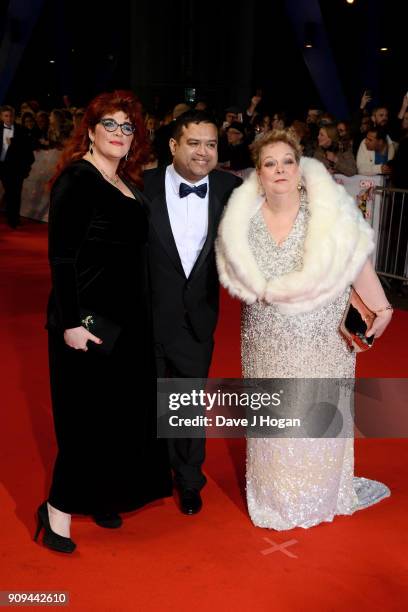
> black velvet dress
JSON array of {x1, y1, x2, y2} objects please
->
[{"x1": 46, "y1": 159, "x2": 172, "y2": 515}]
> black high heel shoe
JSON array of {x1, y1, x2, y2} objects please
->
[{"x1": 34, "y1": 502, "x2": 76, "y2": 553}]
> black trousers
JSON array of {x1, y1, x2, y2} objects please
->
[
  {"x1": 155, "y1": 325, "x2": 214, "y2": 491},
  {"x1": 0, "y1": 166, "x2": 24, "y2": 227}
]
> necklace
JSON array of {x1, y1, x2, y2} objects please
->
[
  {"x1": 98, "y1": 167, "x2": 120, "y2": 187},
  {"x1": 86, "y1": 156, "x2": 120, "y2": 186}
]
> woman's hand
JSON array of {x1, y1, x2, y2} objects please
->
[
  {"x1": 353, "y1": 259, "x2": 394, "y2": 340},
  {"x1": 64, "y1": 326, "x2": 102, "y2": 351},
  {"x1": 366, "y1": 310, "x2": 393, "y2": 339}
]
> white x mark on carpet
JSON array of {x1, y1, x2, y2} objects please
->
[{"x1": 261, "y1": 538, "x2": 298, "y2": 559}]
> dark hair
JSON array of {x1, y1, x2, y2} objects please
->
[
  {"x1": 337, "y1": 119, "x2": 350, "y2": 131},
  {"x1": 227, "y1": 121, "x2": 246, "y2": 136},
  {"x1": 171, "y1": 110, "x2": 217, "y2": 142},
  {"x1": 319, "y1": 112, "x2": 336, "y2": 127},
  {"x1": 272, "y1": 111, "x2": 289, "y2": 127},
  {"x1": 372, "y1": 105, "x2": 389, "y2": 115},
  {"x1": 368, "y1": 126, "x2": 388, "y2": 141},
  {"x1": 21, "y1": 112, "x2": 36, "y2": 124},
  {"x1": 50, "y1": 90, "x2": 149, "y2": 188}
]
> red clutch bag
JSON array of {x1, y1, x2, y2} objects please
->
[{"x1": 340, "y1": 288, "x2": 375, "y2": 353}]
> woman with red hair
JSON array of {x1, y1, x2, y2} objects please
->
[{"x1": 35, "y1": 90, "x2": 172, "y2": 553}]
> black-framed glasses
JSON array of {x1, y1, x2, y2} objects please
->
[{"x1": 99, "y1": 118, "x2": 135, "y2": 136}]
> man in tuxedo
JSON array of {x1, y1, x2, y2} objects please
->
[
  {"x1": 0, "y1": 105, "x2": 34, "y2": 228},
  {"x1": 144, "y1": 110, "x2": 241, "y2": 514}
]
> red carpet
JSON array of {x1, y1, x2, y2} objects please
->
[{"x1": 1, "y1": 217, "x2": 407, "y2": 611}]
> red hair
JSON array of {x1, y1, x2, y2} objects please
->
[{"x1": 50, "y1": 90, "x2": 149, "y2": 188}]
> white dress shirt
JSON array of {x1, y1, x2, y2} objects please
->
[
  {"x1": 165, "y1": 164, "x2": 209, "y2": 277},
  {"x1": 1, "y1": 123, "x2": 14, "y2": 161}
]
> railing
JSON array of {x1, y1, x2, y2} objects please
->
[{"x1": 375, "y1": 186, "x2": 408, "y2": 282}]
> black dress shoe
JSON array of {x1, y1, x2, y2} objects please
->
[
  {"x1": 92, "y1": 512, "x2": 122, "y2": 529},
  {"x1": 34, "y1": 502, "x2": 76, "y2": 554},
  {"x1": 179, "y1": 489, "x2": 202, "y2": 515}
]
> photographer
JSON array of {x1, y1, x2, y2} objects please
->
[{"x1": 314, "y1": 124, "x2": 357, "y2": 176}]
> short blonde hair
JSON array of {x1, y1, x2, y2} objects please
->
[{"x1": 252, "y1": 128, "x2": 302, "y2": 168}]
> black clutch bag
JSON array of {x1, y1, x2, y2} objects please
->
[
  {"x1": 339, "y1": 289, "x2": 375, "y2": 353},
  {"x1": 80, "y1": 309, "x2": 122, "y2": 356}
]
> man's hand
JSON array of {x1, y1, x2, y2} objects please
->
[
  {"x1": 381, "y1": 164, "x2": 392, "y2": 175},
  {"x1": 360, "y1": 91, "x2": 372, "y2": 110}
]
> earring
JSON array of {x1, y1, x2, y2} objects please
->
[
  {"x1": 125, "y1": 151, "x2": 129, "y2": 162},
  {"x1": 89, "y1": 140, "x2": 94, "y2": 155},
  {"x1": 297, "y1": 180, "x2": 303, "y2": 191},
  {"x1": 257, "y1": 176, "x2": 265, "y2": 196}
]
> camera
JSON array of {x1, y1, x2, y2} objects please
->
[{"x1": 184, "y1": 88, "x2": 196, "y2": 103}]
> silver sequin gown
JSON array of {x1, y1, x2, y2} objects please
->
[{"x1": 242, "y1": 200, "x2": 390, "y2": 530}]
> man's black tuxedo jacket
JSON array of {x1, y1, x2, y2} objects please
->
[
  {"x1": 143, "y1": 166, "x2": 242, "y2": 344},
  {"x1": 0, "y1": 123, "x2": 34, "y2": 177}
]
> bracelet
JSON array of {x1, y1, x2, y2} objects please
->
[{"x1": 375, "y1": 304, "x2": 393, "y2": 314}]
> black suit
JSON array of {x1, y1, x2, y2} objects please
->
[
  {"x1": 0, "y1": 123, "x2": 34, "y2": 227},
  {"x1": 144, "y1": 166, "x2": 241, "y2": 490}
]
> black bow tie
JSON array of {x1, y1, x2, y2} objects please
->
[
  {"x1": 179, "y1": 182, "x2": 207, "y2": 199},
  {"x1": 3, "y1": 125, "x2": 13, "y2": 130}
]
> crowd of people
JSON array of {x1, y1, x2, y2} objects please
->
[
  {"x1": 1, "y1": 90, "x2": 407, "y2": 228},
  {"x1": 0, "y1": 102, "x2": 84, "y2": 227},
  {"x1": 148, "y1": 91, "x2": 408, "y2": 186},
  {"x1": 0, "y1": 88, "x2": 399, "y2": 553}
]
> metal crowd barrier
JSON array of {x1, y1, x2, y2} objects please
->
[{"x1": 375, "y1": 186, "x2": 408, "y2": 283}]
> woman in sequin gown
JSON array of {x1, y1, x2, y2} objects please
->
[{"x1": 216, "y1": 129, "x2": 393, "y2": 530}]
